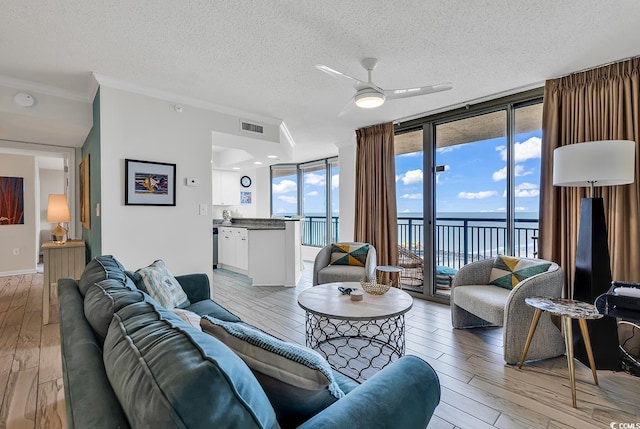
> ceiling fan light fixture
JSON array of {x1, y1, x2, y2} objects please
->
[{"x1": 355, "y1": 88, "x2": 385, "y2": 108}]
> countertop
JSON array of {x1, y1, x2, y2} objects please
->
[{"x1": 213, "y1": 218, "x2": 300, "y2": 231}]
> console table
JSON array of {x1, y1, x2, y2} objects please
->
[{"x1": 42, "y1": 240, "x2": 85, "y2": 324}]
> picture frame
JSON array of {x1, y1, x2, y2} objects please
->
[
  {"x1": 240, "y1": 191, "x2": 252, "y2": 205},
  {"x1": 125, "y1": 159, "x2": 176, "y2": 206},
  {"x1": 79, "y1": 154, "x2": 90, "y2": 228}
]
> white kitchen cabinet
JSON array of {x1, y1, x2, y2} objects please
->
[
  {"x1": 212, "y1": 170, "x2": 240, "y2": 205},
  {"x1": 218, "y1": 226, "x2": 248, "y2": 273}
]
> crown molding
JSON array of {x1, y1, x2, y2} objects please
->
[
  {"x1": 0, "y1": 75, "x2": 92, "y2": 103},
  {"x1": 92, "y1": 73, "x2": 282, "y2": 126}
]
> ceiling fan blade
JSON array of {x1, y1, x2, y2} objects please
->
[
  {"x1": 384, "y1": 83, "x2": 453, "y2": 100},
  {"x1": 337, "y1": 97, "x2": 356, "y2": 117},
  {"x1": 316, "y1": 64, "x2": 363, "y2": 85}
]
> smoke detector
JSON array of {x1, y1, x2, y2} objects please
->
[{"x1": 14, "y1": 92, "x2": 35, "y2": 108}]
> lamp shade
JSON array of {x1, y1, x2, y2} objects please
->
[
  {"x1": 47, "y1": 194, "x2": 71, "y2": 223},
  {"x1": 553, "y1": 140, "x2": 636, "y2": 187}
]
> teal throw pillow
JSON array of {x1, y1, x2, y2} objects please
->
[{"x1": 488, "y1": 255, "x2": 551, "y2": 290}]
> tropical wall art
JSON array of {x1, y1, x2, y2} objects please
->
[
  {"x1": 124, "y1": 159, "x2": 176, "y2": 206},
  {"x1": 0, "y1": 176, "x2": 25, "y2": 225}
]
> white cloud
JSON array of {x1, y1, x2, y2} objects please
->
[
  {"x1": 331, "y1": 174, "x2": 339, "y2": 189},
  {"x1": 277, "y1": 195, "x2": 297, "y2": 204},
  {"x1": 492, "y1": 164, "x2": 533, "y2": 181},
  {"x1": 272, "y1": 179, "x2": 296, "y2": 194},
  {"x1": 275, "y1": 208, "x2": 286, "y2": 213},
  {"x1": 515, "y1": 206, "x2": 528, "y2": 211},
  {"x1": 401, "y1": 169, "x2": 423, "y2": 185},
  {"x1": 458, "y1": 191, "x2": 498, "y2": 199},
  {"x1": 395, "y1": 175, "x2": 401, "y2": 182},
  {"x1": 496, "y1": 137, "x2": 541, "y2": 162},
  {"x1": 436, "y1": 145, "x2": 461, "y2": 154},
  {"x1": 515, "y1": 182, "x2": 539, "y2": 197},
  {"x1": 306, "y1": 191, "x2": 319, "y2": 197},
  {"x1": 435, "y1": 165, "x2": 449, "y2": 185},
  {"x1": 401, "y1": 193, "x2": 422, "y2": 200},
  {"x1": 304, "y1": 172, "x2": 325, "y2": 186}
]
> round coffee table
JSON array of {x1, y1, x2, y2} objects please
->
[{"x1": 297, "y1": 282, "x2": 413, "y2": 380}]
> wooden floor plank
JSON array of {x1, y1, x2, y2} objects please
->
[
  {"x1": 35, "y1": 379, "x2": 65, "y2": 429},
  {"x1": 0, "y1": 367, "x2": 38, "y2": 429}
]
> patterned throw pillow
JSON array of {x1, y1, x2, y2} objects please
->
[
  {"x1": 201, "y1": 316, "x2": 344, "y2": 399},
  {"x1": 329, "y1": 243, "x2": 369, "y2": 266},
  {"x1": 488, "y1": 255, "x2": 552, "y2": 290},
  {"x1": 135, "y1": 260, "x2": 190, "y2": 309}
]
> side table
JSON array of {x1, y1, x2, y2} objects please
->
[
  {"x1": 42, "y1": 240, "x2": 85, "y2": 324},
  {"x1": 376, "y1": 265, "x2": 404, "y2": 289},
  {"x1": 519, "y1": 296, "x2": 602, "y2": 408}
]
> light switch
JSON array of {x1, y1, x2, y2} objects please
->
[{"x1": 199, "y1": 204, "x2": 208, "y2": 216}]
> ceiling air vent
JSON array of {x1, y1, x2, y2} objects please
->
[{"x1": 240, "y1": 120, "x2": 264, "y2": 135}]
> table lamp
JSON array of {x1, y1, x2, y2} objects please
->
[
  {"x1": 47, "y1": 194, "x2": 71, "y2": 245},
  {"x1": 553, "y1": 139, "x2": 636, "y2": 370}
]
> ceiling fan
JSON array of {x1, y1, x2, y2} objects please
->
[{"x1": 316, "y1": 58, "x2": 452, "y2": 115}]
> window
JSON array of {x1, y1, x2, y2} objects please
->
[
  {"x1": 270, "y1": 157, "x2": 339, "y2": 246},
  {"x1": 271, "y1": 165, "x2": 298, "y2": 216}
]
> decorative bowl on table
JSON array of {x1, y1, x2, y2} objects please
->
[{"x1": 360, "y1": 280, "x2": 391, "y2": 295}]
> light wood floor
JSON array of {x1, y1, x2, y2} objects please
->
[{"x1": 1, "y1": 264, "x2": 638, "y2": 429}]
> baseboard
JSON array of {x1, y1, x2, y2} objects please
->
[{"x1": 0, "y1": 268, "x2": 38, "y2": 277}]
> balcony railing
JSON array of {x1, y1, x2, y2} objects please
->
[{"x1": 302, "y1": 215, "x2": 539, "y2": 269}]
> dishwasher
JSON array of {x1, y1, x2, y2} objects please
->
[{"x1": 212, "y1": 226, "x2": 218, "y2": 269}]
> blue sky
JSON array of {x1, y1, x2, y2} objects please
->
[
  {"x1": 396, "y1": 131, "x2": 542, "y2": 215},
  {"x1": 272, "y1": 130, "x2": 542, "y2": 216}
]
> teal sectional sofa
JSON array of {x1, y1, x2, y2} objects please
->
[{"x1": 58, "y1": 255, "x2": 441, "y2": 428}]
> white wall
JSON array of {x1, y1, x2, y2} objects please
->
[
  {"x1": 99, "y1": 87, "x2": 215, "y2": 276},
  {"x1": 0, "y1": 154, "x2": 37, "y2": 275},
  {"x1": 38, "y1": 168, "x2": 65, "y2": 252}
]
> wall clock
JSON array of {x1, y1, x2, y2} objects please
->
[{"x1": 240, "y1": 176, "x2": 252, "y2": 188}]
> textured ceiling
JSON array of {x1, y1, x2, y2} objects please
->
[{"x1": 2, "y1": 1, "x2": 640, "y2": 161}]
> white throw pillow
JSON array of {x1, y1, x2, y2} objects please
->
[{"x1": 171, "y1": 308, "x2": 202, "y2": 331}]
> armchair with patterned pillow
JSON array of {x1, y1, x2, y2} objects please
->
[
  {"x1": 451, "y1": 255, "x2": 566, "y2": 364},
  {"x1": 313, "y1": 242, "x2": 377, "y2": 286}
]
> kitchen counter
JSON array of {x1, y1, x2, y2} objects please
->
[{"x1": 214, "y1": 218, "x2": 300, "y2": 230}]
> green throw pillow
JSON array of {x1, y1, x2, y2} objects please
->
[
  {"x1": 329, "y1": 243, "x2": 369, "y2": 267},
  {"x1": 135, "y1": 260, "x2": 190, "y2": 309},
  {"x1": 488, "y1": 255, "x2": 551, "y2": 290}
]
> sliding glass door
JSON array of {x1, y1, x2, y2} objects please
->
[{"x1": 395, "y1": 92, "x2": 543, "y2": 301}]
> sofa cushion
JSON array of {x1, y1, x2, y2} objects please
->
[
  {"x1": 104, "y1": 301, "x2": 278, "y2": 429},
  {"x1": 329, "y1": 243, "x2": 369, "y2": 267},
  {"x1": 201, "y1": 316, "x2": 344, "y2": 426},
  {"x1": 488, "y1": 255, "x2": 551, "y2": 290},
  {"x1": 453, "y1": 285, "x2": 511, "y2": 326},
  {"x1": 317, "y1": 265, "x2": 367, "y2": 284},
  {"x1": 83, "y1": 279, "x2": 150, "y2": 344},
  {"x1": 134, "y1": 260, "x2": 190, "y2": 309},
  {"x1": 78, "y1": 255, "x2": 134, "y2": 296},
  {"x1": 186, "y1": 299, "x2": 242, "y2": 322}
]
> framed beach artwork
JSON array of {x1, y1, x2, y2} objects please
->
[
  {"x1": 0, "y1": 176, "x2": 25, "y2": 225},
  {"x1": 125, "y1": 159, "x2": 176, "y2": 206}
]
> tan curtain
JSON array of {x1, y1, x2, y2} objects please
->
[
  {"x1": 354, "y1": 122, "x2": 398, "y2": 266},
  {"x1": 539, "y1": 57, "x2": 640, "y2": 297}
]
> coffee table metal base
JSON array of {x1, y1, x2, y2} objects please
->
[{"x1": 305, "y1": 312, "x2": 406, "y2": 380}]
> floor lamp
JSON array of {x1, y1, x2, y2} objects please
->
[{"x1": 553, "y1": 140, "x2": 636, "y2": 370}]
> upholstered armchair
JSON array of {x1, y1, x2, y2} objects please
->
[
  {"x1": 313, "y1": 242, "x2": 377, "y2": 286},
  {"x1": 451, "y1": 257, "x2": 566, "y2": 365}
]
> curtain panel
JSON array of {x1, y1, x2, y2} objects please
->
[
  {"x1": 539, "y1": 57, "x2": 640, "y2": 297},
  {"x1": 354, "y1": 122, "x2": 398, "y2": 267}
]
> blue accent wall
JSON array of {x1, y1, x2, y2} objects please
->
[{"x1": 81, "y1": 89, "x2": 102, "y2": 260}]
